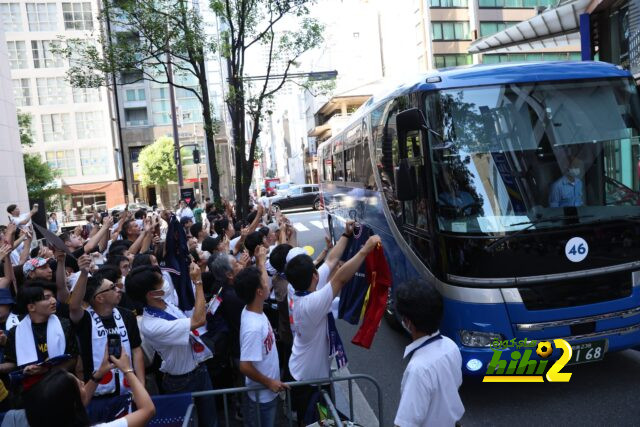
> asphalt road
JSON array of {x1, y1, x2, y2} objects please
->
[{"x1": 285, "y1": 209, "x2": 640, "y2": 426}]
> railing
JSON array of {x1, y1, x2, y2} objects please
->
[{"x1": 180, "y1": 373, "x2": 383, "y2": 427}]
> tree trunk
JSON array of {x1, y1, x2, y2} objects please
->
[
  {"x1": 197, "y1": 56, "x2": 221, "y2": 206},
  {"x1": 229, "y1": 85, "x2": 248, "y2": 220}
]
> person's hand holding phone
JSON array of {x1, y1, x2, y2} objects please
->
[{"x1": 109, "y1": 347, "x2": 131, "y2": 373}]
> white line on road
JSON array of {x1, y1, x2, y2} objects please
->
[
  {"x1": 293, "y1": 223, "x2": 309, "y2": 231},
  {"x1": 310, "y1": 220, "x2": 324, "y2": 229}
]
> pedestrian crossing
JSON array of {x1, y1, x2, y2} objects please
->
[{"x1": 291, "y1": 219, "x2": 326, "y2": 232}]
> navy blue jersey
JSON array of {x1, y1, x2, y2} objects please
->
[{"x1": 338, "y1": 226, "x2": 373, "y2": 325}]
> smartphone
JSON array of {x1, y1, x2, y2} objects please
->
[
  {"x1": 107, "y1": 334, "x2": 121, "y2": 359},
  {"x1": 101, "y1": 212, "x2": 108, "y2": 218}
]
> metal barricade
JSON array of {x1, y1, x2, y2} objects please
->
[
  {"x1": 186, "y1": 373, "x2": 383, "y2": 427},
  {"x1": 181, "y1": 403, "x2": 196, "y2": 427}
]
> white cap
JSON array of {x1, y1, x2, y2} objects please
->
[{"x1": 285, "y1": 246, "x2": 312, "y2": 264}]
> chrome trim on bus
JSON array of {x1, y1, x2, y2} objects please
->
[
  {"x1": 448, "y1": 260, "x2": 640, "y2": 287},
  {"x1": 558, "y1": 323, "x2": 640, "y2": 342},
  {"x1": 500, "y1": 288, "x2": 523, "y2": 303},
  {"x1": 516, "y1": 306, "x2": 640, "y2": 331}
]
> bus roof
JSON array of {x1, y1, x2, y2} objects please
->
[{"x1": 319, "y1": 61, "x2": 631, "y2": 152}]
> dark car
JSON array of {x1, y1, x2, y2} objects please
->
[{"x1": 271, "y1": 185, "x2": 320, "y2": 212}]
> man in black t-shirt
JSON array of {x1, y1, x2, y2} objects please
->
[
  {"x1": 0, "y1": 283, "x2": 78, "y2": 390},
  {"x1": 69, "y1": 254, "x2": 144, "y2": 424}
]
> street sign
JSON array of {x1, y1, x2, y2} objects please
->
[{"x1": 180, "y1": 188, "x2": 196, "y2": 208}]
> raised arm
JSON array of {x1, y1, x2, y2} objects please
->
[
  {"x1": 83, "y1": 217, "x2": 113, "y2": 254},
  {"x1": 247, "y1": 204, "x2": 264, "y2": 233},
  {"x1": 330, "y1": 235, "x2": 380, "y2": 298},
  {"x1": 189, "y1": 263, "x2": 206, "y2": 330},
  {"x1": 18, "y1": 228, "x2": 33, "y2": 265},
  {"x1": 54, "y1": 250, "x2": 70, "y2": 304},
  {"x1": 69, "y1": 255, "x2": 92, "y2": 324},
  {"x1": 0, "y1": 244, "x2": 12, "y2": 289},
  {"x1": 17, "y1": 205, "x2": 38, "y2": 225},
  {"x1": 324, "y1": 220, "x2": 355, "y2": 271}
]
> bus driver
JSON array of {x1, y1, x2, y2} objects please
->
[{"x1": 549, "y1": 158, "x2": 584, "y2": 208}]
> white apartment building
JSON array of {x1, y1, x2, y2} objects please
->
[
  {"x1": 1, "y1": 1, "x2": 123, "y2": 215},
  {"x1": 0, "y1": 24, "x2": 29, "y2": 221}
]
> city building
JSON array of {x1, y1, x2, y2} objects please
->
[
  {"x1": 2, "y1": 0, "x2": 124, "y2": 217},
  {"x1": 414, "y1": 0, "x2": 581, "y2": 69},
  {"x1": 113, "y1": 1, "x2": 235, "y2": 208},
  {"x1": 0, "y1": 24, "x2": 28, "y2": 222}
]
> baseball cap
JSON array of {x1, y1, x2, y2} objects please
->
[
  {"x1": 285, "y1": 246, "x2": 313, "y2": 264},
  {"x1": 23, "y1": 257, "x2": 48, "y2": 276}
]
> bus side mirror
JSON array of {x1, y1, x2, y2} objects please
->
[{"x1": 396, "y1": 159, "x2": 417, "y2": 201}]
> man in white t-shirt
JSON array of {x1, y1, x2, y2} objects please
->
[
  {"x1": 125, "y1": 263, "x2": 217, "y2": 427},
  {"x1": 176, "y1": 200, "x2": 194, "y2": 222},
  {"x1": 236, "y1": 246, "x2": 288, "y2": 427},
  {"x1": 393, "y1": 279, "x2": 464, "y2": 427},
  {"x1": 6, "y1": 204, "x2": 38, "y2": 230},
  {"x1": 284, "y1": 233, "x2": 380, "y2": 422}
]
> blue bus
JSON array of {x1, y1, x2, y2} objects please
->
[{"x1": 317, "y1": 61, "x2": 640, "y2": 375}]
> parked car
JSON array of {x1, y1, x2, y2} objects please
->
[
  {"x1": 108, "y1": 202, "x2": 153, "y2": 213},
  {"x1": 270, "y1": 184, "x2": 321, "y2": 212}
]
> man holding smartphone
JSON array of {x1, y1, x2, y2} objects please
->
[
  {"x1": 7, "y1": 204, "x2": 38, "y2": 231},
  {"x1": 68, "y1": 255, "x2": 144, "y2": 424}
]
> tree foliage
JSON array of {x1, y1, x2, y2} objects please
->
[
  {"x1": 18, "y1": 113, "x2": 60, "y2": 200},
  {"x1": 138, "y1": 136, "x2": 181, "y2": 187},
  {"x1": 213, "y1": 0, "x2": 324, "y2": 218},
  {"x1": 53, "y1": 0, "x2": 222, "y2": 202}
]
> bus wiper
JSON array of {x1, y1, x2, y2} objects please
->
[
  {"x1": 579, "y1": 214, "x2": 640, "y2": 225},
  {"x1": 484, "y1": 215, "x2": 588, "y2": 253}
]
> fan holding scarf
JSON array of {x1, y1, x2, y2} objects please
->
[{"x1": 69, "y1": 254, "x2": 145, "y2": 424}]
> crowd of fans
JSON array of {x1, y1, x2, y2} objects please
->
[{"x1": 0, "y1": 199, "x2": 388, "y2": 427}]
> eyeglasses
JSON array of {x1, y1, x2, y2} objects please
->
[{"x1": 93, "y1": 283, "x2": 118, "y2": 299}]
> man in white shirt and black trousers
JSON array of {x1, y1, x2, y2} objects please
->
[
  {"x1": 126, "y1": 263, "x2": 218, "y2": 427},
  {"x1": 284, "y1": 231, "x2": 381, "y2": 424},
  {"x1": 394, "y1": 279, "x2": 465, "y2": 427}
]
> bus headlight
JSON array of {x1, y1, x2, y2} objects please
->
[{"x1": 459, "y1": 330, "x2": 503, "y2": 347}]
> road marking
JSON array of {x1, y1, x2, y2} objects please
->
[
  {"x1": 293, "y1": 223, "x2": 309, "y2": 231},
  {"x1": 310, "y1": 220, "x2": 324, "y2": 229}
]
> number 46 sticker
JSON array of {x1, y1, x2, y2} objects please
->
[{"x1": 565, "y1": 237, "x2": 589, "y2": 262}]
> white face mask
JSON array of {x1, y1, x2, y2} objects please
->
[
  {"x1": 151, "y1": 288, "x2": 165, "y2": 300},
  {"x1": 568, "y1": 167, "x2": 581, "y2": 178},
  {"x1": 401, "y1": 318, "x2": 412, "y2": 334}
]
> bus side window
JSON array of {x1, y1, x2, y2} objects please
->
[
  {"x1": 345, "y1": 148, "x2": 356, "y2": 182},
  {"x1": 333, "y1": 151, "x2": 345, "y2": 181}
]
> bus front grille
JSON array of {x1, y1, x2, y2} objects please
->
[{"x1": 518, "y1": 270, "x2": 632, "y2": 311}]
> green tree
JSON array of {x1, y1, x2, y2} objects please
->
[
  {"x1": 18, "y1": 113, "x2": 60, "y2": 200},
  {"x1": 138, "y1": 136, "x2": 191, "y2": 187},
  {"x1": 212, "y1": 0, "x2": 324, "y2": 218},
  {"x1": 54, "y1": 0, "x2": 222, "y2": 203}
]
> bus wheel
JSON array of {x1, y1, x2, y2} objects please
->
[
  {"x1": 313, "y1": 199, "x2": 321, "y2": 210},
  {"x1": 271, "y1": 204, "x2": 281, "y2": 214},
  {"x1": 384, "y1": 288, "x2": 403, "y2": 331}
]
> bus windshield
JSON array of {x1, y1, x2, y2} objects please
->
[{"x1": 426, "y1": 78, "x2": 640, "y2": 234}]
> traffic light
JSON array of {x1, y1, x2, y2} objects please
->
[{"x1": 193, "y1": 149, "x2": 201, "y2": 164}]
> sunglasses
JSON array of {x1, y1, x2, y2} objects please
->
[{"x1": 93, "y1": 283, "x2": 118, "y2": 299}]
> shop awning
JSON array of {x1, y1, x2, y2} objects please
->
[{"x1": 468, "y1": 0, "x2": 590, "y2": 54}]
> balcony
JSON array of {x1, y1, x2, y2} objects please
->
[{"x1": 125, "y1": 119, "x2": 149, "y2": 127}]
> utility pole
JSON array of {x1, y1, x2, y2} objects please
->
[{"x1": 167, "y1": 53, "x2": 184, "y2": 189}]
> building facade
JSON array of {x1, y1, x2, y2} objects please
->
[
  {"x1": 2, "y1": 0, "x2": 124, "y2": 217},
  {"x1": 0, "y1": 24, "x2": 29, "y2": 222},
  {"x1": 414, "y1": 0, "x2": 581, "y2": 69}
]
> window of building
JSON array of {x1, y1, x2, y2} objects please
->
[
  {"x1": 482, "y1": 52, "x2": 582, "y2": 63},
  {"x1": 480, "y1": 21, "x2": 518, "y2": 37},
  {"x1": 72, "y1": 87, "x2": 101, "y2": 103},
  {"x1": 479, "y1": 0, "x2": 555, "y2": 8},
  {"x1": 46, "y1": 150, "x2": 76, "y2": 176},
  {"x1": 36, "y1": 77, "x2": 68, "y2": 105},
  {"x1": 80, "y1": 147, "x2": 108, "y2": 175},
  {"x1": 62, "y1": 2, "x2": 92, "y2": 30},
  {"x1": 26, "y1": 3, "x2": 57, "y2": 31},
  {"x1": 7, "y1": 41, "x2": 27, "y2": 69},
  {"x1": 120, "y1": 70, "x2": 143, "y2": 84},
  {"x1": 75, "y1": 111, "x2": 103, "y2": 139},
  {"x1": 430, "y1": 0, "x2": 468, "y2": 6},
  {"x1": 0, "y1": 3, "x2": 22, "y2": 31},
  {"x1": 13, "y1": 78, "x2": 31, "y2": 107},
  {"x1": 41, "y1": 113, "x2": 71, "y2": 141},
  {"x1": 434, "y1": 54, "x2": 472, "y2": 68},
  {"x1": 125, "y1": 88, "x2": 146, "y2": 101},
  {"x1": 31, "y1": 40, "x2": 63, "y2": 68},
  {"x1": 124, "y1": 108, "x2": 148, "y2": 126},
  {"x1": 432, "y1": 21, "x2": 471, "y2": 41}
]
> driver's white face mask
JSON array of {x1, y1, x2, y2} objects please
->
[{"x1": 568, "y1": 167, "x2": 581, "y2": 178}]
